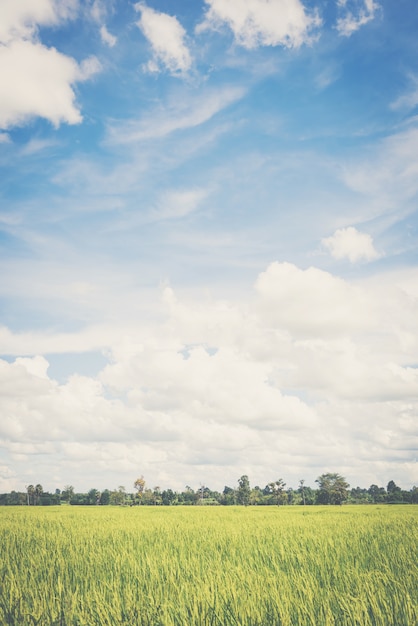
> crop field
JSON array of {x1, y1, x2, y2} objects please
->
[{"x1": 0, "y1": 505, "x2": 417, "y2": 625}]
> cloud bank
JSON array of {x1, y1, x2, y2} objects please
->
[{"x1": 1, "y1": 262, "x2": 417, "y2": 492}]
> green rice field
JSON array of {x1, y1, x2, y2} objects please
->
[{"x1": 0, "y1": 505, "x2": 417, "y2": 625}]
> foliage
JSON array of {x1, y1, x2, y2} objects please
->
[
  {"x1": 0, "y1": 505, "x2": 416, "y2": 625},
  {"x1": 237, "y1": 474, "x2": 251, "y2": 506},
  {"x1": 3, "y1": 474, "x2": 418, "y2": 508},
  {"x1": 316, "y1": 473, "x2": 350, "y2": 505}
]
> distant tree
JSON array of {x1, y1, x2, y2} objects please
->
[
  {"x1": 110, "y1": 486, "x2": 126, "y2": 506},
  {"x1": 237, "y1": 475, "x2": 251, "y2": 506},
  {"x1": 386, "y1": 480, "x2": 403, "y2": 503},
  {"x1": 316, "y1": 473, "x2": 349, "y2": 505},
  {"x1": 87, "y1": 488, "x2": 100, "y2": 505},
  {"x1": 265, "y1": 479, "x2": 287, "y2": 506},
  {"x1": 298, "y1": 485, "x2": 315, "y2": 505},
  {"x1": 100, "y1": 489, "x2": 111, "y2": 505},
  {"x1": 299, "y1": 480, "x2": 306, "y2": 505},
  {"x1": 35, "y1": 484, "x2": 43, "y2": 506},
  {"x1": 180, "y1": 486, "x2": 196, "y2": 505},
  {"x1": 153, "y1": 486, "x2": 162, "y2": 506},
  {"x1": 161, "y1": 489, "x2": 177, "y2": 505},
  {"x1": 287, "y1": 488, "x2": 295, "y2": 505},
  {"x1": 250, "y1": 486, "x2": 263, "y2": 505},
  {"x1": 410, "y1": 486, "x2": 418, "y2": 504},
  {"x1": 61, "y1": 485, "x2": 75, "y2": 503},
  {"x1": 350, "y1": 487, "x2": 371, "y2": 504},
  {"x1": 368, "y1": 484, "x2": 387, "y2": 503},
  {"x1": 134, "y1": 476, "x2": 146, "y2": 504},
  {"x1": 26, "y1": 484, "x2": 35, "y2": 506},
  {"x1": 222, "y1": 486, "x2": 236, "y2": 505}
]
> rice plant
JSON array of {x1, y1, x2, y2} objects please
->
[{"x1": 0, "y1": 505, "x2": 416, "y2": 625}]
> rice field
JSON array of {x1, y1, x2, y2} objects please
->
[{"x1": 0, "y1": 505, "x2": 416, "y2": 625}]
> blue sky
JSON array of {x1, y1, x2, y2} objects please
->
[{"x1": 0, "y1": 0, "x2": 417, "y2": 494}]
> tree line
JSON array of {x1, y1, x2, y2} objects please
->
[{"x1": 1, "y1": 473, "x2": 417, "y2": 507}]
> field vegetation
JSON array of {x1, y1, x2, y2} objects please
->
[{"x1": 0, "y1": 505, "x2": 417, "y2": 625}]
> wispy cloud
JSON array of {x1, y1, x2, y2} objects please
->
[
  {"x1": 390, "y1": 75, "x2": 418, "y2": 112},
  {"x1": 106, "y1": 85, "x2": 246, "y2": 144},
  {"x1": 336, "y1": 0, "x2": 380, "y2": 37},
  {"x1": 341, "y1": 123, "x2": 418, "y2": 212},
  {"x1": 150, "y1": 188, "x2": 209, "y2": 221},
  {"x1": 90, "y1": 0, "x2": 117, "y2": 47},
  {"x1": 100, "y1": 25, "x2": 117, "y2": 47}
]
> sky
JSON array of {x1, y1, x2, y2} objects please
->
[{"x1": 0, "y1": 0, "x2": 417, "y2": 495}]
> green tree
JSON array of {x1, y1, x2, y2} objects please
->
[
  {"x1": 26, "y1": 484, "x2": 35, "y2": 506},
  {"x1": 250, "y1": 486, "x2": 263, "y2": 505},
  {"x1": 61, "y1": 485, "x2": 75, "y2": 503},
  {"x1": 368, "y1": 484, "x2": 387, "y2": 503},
  {"x1": 316, "y1": 473, "x2": 349, "y2": 505},
  {"x1": 237, "y1": 475, "x2": 251, "y2": 506},
  {"x1": 100, "y1": 489, "x2": 111, "y2": 505},
  {"x1": 134, "y1": 476, "x2": 146, "y2": 504},
  {"x1": 35, "y1": 484, "x2": 43, "y2": 506},
  {"x1": 386, "y1": 480, "x2": 403, "y2": 503},
  {"x1": 265, "y1": 479, "x2": 287, "y2": 505},
  {"x1": 161, "y1": 489, "x2": 177, "y2": 505},
  {"x1": 110, "y1": 486, "x2": 126, "y2": 506},
  {"x1": 298, "y1": 480, "x2": 306, "y2": 505},
  {"x1": 222, "y1": 486, "x2": 236, "y2": 505}
]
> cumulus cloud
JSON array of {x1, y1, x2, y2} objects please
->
[
  {"x1": 0, "y1": 0, "x2": 100, "y2": 130},
  {"x1": 322, "y1": 227, "x2": 380, "y2": 263},
  {"x1": 254, "y1": 261, "x2": 375, "y2": 335},
  {"x1": 1, "y1": 261, "x2": 417, "y2": 491},
  {"x1": 336, "y1": 0, "x2": 380, "y2": 37},
  {"x1": 0, "y1": 0, "x2": 78, "y2": 44},
  {"x1": 135, "y1": 3, "x2": 192, "y2": 75},
  {"x1": 196, "y1": 0, "x2": 321, "y2": 49}
]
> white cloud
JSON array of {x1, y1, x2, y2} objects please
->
[
  {"x1": 391, "y1": 75, "x2": 418, "y2": 112},
  {"x1": 336, "y1": 0, "x2": 380, "y2": 37},
  {"x1": 151, "y1": 188, "x2": 209, "y2": 220},
  {"x1": 0, "y1": 40, "x2": 82, "y2": 128},
  {"x1": 100, "y1": 25, "x2": 117, "y2": 47},
  {"x1": 1, "y1": 261, "x2": 418, "y2": 491},
  {"x1": 0, "y1": 0, "x2": 78, "y2": 45},
  {"x1": 197, "y1": 0, "x2": 321, "y2": 49},
  {"x1": 90, "y1": 0, "x2": 117, "y2": 47},
  {"x1": 106, "y1": 85, "x2": 245, "y2": 144},
  {"x1": 254, "y1": 261, "x2": 375, "y2": 335},
  {"x1": 19, "y1": 138, "x2": 59, "y2": 156},
  {"x1": 135, "y1": 3, "x2": 192, "y2": 75},
  {"x1": 341, "y1": 123, "x2": 418, "y2": 217},
  {"x1": 322, "y1": 227, "x2": 380, "y2": 263},
  {"x1": 0, "y1": 0, "x2": 101, "y2": 130},
  {"x1": 0, "y1": 133, "x2": 11, "y2": 144}
]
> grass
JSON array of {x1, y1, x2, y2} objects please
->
[{"x1": 0, "y1": 505, "x2": 417, "y2": 625}]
